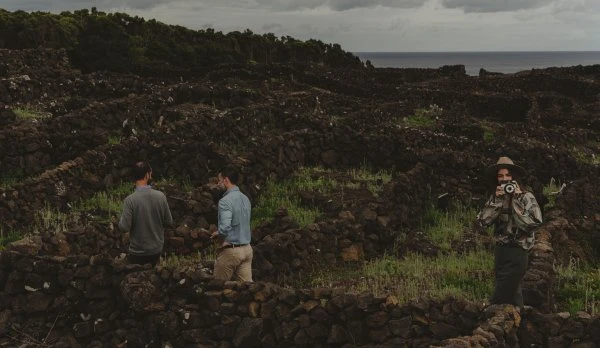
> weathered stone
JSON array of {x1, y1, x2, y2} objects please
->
[
  {"x1": 282, "y1": 321, "x2": 299, "y2": 339},
  {"x1": 366, "y1": 311, "x2": 389, "y2": 328},
  {"x1": 0, "y1": 310, "x2": 10, "y2": 336},
  {"x1": 22, "y1": 292, "x2": 53, "y2": 312},
  {"x1": 368, "y1": 326, "x2": 390, "y2": 343},
  {"x1": 338, "y1": 211, "x2": 355, "y2": 222},
  {"x1": 321, "y1": 150, "x2": 337, "y2": 165},
  {"x1": 73, "y1": 321, "x2": 93, "y2": 338},
  {"x1": 340, "y1": 243, "x2": 364, "y2": 262},
  {"x1": 8, "y1": 235, "x2": 42, "y2": 255},
  {"x1": 309, "y1": 307, "x2": 331, "y2": 324},
  {"x1": 561, "y1": 318, "x2": 585, "y2": 339},
  {"x1": 294, "y1": 328, "x2": 310, "y2": 346},
  {"x1": 248, "y1": 301, "x2": 260, "y2": 317},
  {"x1": 389, "y1": 317, "x2": 412, "y2": 338},
  {"x1": 327, "y1": 324, "x2": 348, "y2": 344},
  {"x1": 181, "y1": 329, "x2": 213, "y2": 343},
  {"x1": 233, "y1": 318, "x2": 263, "y2": 347},
  {"x1": 305, "y1": 322, "x2": 328, "y2": 338},
  {"x1": 430, "y1": 322, "x2": 460, "y2": 339},
  {"x1": 119, "y1": 270, "x2": 163, "y2": 312}
]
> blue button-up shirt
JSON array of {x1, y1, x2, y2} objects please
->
[{"x1": 218, "y1": 186, "x2": 252, "y2": 244}]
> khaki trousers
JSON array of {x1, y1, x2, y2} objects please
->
[{"x1": 213, "y1": 244, "x2": 253, "y2": 282}]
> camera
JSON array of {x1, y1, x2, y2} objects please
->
[{"x1": 500, "y1": 180, "x2": 517, "y2": 194}]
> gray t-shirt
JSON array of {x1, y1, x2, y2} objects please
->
[{"x1": 118, "y1": 186, "x2": 173, "y2": 255}]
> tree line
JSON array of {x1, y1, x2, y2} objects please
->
[{"x1": 0, "y1": 8, "x2": 364, "y2": 74}]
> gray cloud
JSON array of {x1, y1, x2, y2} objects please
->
[
  {"x1": 440, "y1": 0, "x2": 554, "y2": 13},
  {"x1": 2, "y1": 0, "x2": 179, "y2": 11},
  {"x1": 262, "y1": 23, "x2": 284, "y2": 32},
  {"x1": 253, "y1": 0, "x2": 427, "y2": 11},
  {"x1": 2, "y1": 0, "x2": 571, "y2": 14}
]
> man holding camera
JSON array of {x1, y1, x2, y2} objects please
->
[{"x1": 477, "y1": 156, "x2": 542, "y2": 307}]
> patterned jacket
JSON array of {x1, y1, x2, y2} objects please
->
[{"x1": 477, "y1": 192, "x2": 542, "y2": 250}]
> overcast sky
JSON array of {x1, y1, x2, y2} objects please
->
[{"x1": 2, "y1": 0, "x2": 599, "y2": 52}]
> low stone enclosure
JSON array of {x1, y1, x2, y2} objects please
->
[{"x1": 1, "y1": 48, "x2": 600, "y2": 346}]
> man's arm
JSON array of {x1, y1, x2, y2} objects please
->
[
  {"x1": 118, "y1": 199, "x2": 133, "y2": 232},
  {"x1": 163, "y1": 195, "x2": 174, "y2": 227},
  {"x1": 217, "y1": 199, "x2": 233, "y2": 237}
]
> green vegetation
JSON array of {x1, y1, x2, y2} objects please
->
[
  {"x1": 161, "y1": 246, "x2": 217, "y2": 268},
  {"x1": 0, "y1": 229, "x2": 21, "y2": 250},
  {"x1": 542, "y1": 178, "x2": 563, "y2": 210},
  {"x1": 107, "y1": 135, "x2": 121, "y2": 145},
  {"x1": 555, "y1": 257, "x2": 600, "y2": 314},
  {"x1": 154, "y1": 176, "x2": 194, "y2": 192},
  {"x1": 33, "y1": 205, "x2": 74, "y2": 235},
  {"x1": 403, "y1": 104, "x2": 443, "y2": 128},
  {"x1": 299, "y1": 201, "x2": 493, "y2": 302},
  {"x1": 13, "y1": 107, "x2": 50, "y2": 120},
  {"x1": 305, "y1": 251, "x2": 493, "y2": 303},
  {"x1": 571, "y1": 145, "x2": 600, "y2": 166},
  {"x1": 252, "y1": 165, "x2": 392, "y2": 228},
  {"x1": 479, "y1": 121, "x2": 495, "y2": 142},
  {"x1": 252, "y1": 178, "x2": 321, "y2": 229},
  {"x1": 421, "y1": 203, "x2": 480, "y2": 251},
  {"x1": 0, "y1": 170, "x2": 24, "y2": 188},
  {"x1": 0, "y1": 9, "x2": 363, "y2": 74},
  {"x1": 73, "y1": 183, "x2": 133, "y2": 221}
]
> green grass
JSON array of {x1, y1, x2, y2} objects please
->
[
  {"x1": 33, "y1": 205, "x2": 74, "y2": 235},
  {"x1": 0, "y1": 229, "x2": 22, "y2": 250},
  {"x1": 252, "y1": 179, "x2": 321, "y2": 228},
  {"x1": 161, "y1": 247, "x2": 217, "y2": 268},
  {"x1": 555, "y1": 257, "x2": 600, "y2": 314},
  {"x1": 0, "y1": 170, "x2": 24, "y2": 188},
  {"x1": 296, "y1": 201, "x2": 493, "y2": 302},
  {"x1": 72, "y1": 183, "x2": 133, "y2": 222},
  {"x1": 13, "y1": 107, "x2": 50, "y2": 120},
  {"x1": 542, "y1": 178, "x2": 563, "y2": 210},
  {"x1": 402, "y1": 104, "x2": 443, "y2": 129},
  {"x1": 421, "y1": 203, "x2": 480, "y2": 251},
  {"x1": 107, "y1": 135, "x2": 121, "y2": 145},
  {"x1": 252, "y1": 165, "x2": 392, "y2": 228},
  {"x1": 305, "y1": 251, "x2": 493, "y2": 303},
  {"x1": 154, "y1": 176, "x2": 194, "y2": 192},
  {"x1": 571, "y1": 145, "x2": 600, "y2": 166}
]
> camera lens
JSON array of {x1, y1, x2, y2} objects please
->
[{"x1": 504, "y1": 183, "x2": 515, "y2": 194}]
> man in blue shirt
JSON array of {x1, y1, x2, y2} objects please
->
[{"x1": 211, "y1": 169, "x2": 253, "y2": 281}]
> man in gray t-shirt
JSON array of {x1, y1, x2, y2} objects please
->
[{"x1": 118, "y1": 161, "x2": 173, "y2": 266}]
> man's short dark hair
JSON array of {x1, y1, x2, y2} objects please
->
[
  {"x1": 133, "y1": 161, "x2": 152, "y2": 181},
  {"x1": 220, "y1": 167, "x2": 239, "y2": 185}
]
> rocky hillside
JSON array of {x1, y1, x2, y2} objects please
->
[{"x1": 0, "y1": 41, "x2": 599, "y2": 347}]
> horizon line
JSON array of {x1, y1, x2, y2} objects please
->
[{"x1": 354, "y1": 50, "x2": 600, "y2": 53}]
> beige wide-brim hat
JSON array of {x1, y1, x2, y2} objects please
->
[{"x1": 485, "y1": 156, "x2": 526, "y2": 179}]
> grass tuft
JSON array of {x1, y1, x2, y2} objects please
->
[
  {"x1": 306, "y1": 251, "x2": 493, "y2": 303},
  {"x1": 555, "y1": 257, "x2": 600, "y2": 314},
  {"x1": 421, "y1": 203, "x2": 479, "y2": 251},
  {"x1": 13, "y1": 106, "x2": 51, "y2": 120}
]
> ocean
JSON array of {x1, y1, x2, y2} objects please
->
[{"x1": 354, "y1": 51, "x2": 600, "y2": 76}]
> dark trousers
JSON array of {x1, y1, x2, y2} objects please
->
[
  {"x1": 128, "y1": 253, "x2": 161, "y2": 266},
  {"x1": 491, "y1": 245, "x2": 528, "y2": 307}
]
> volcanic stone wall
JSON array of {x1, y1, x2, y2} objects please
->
[
  {"x1": 0, "y1": 250, "x2": 487, "y2": 347},
  {"x1": 2, "y1": 249, "x2": 599, "y2": 347}
]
